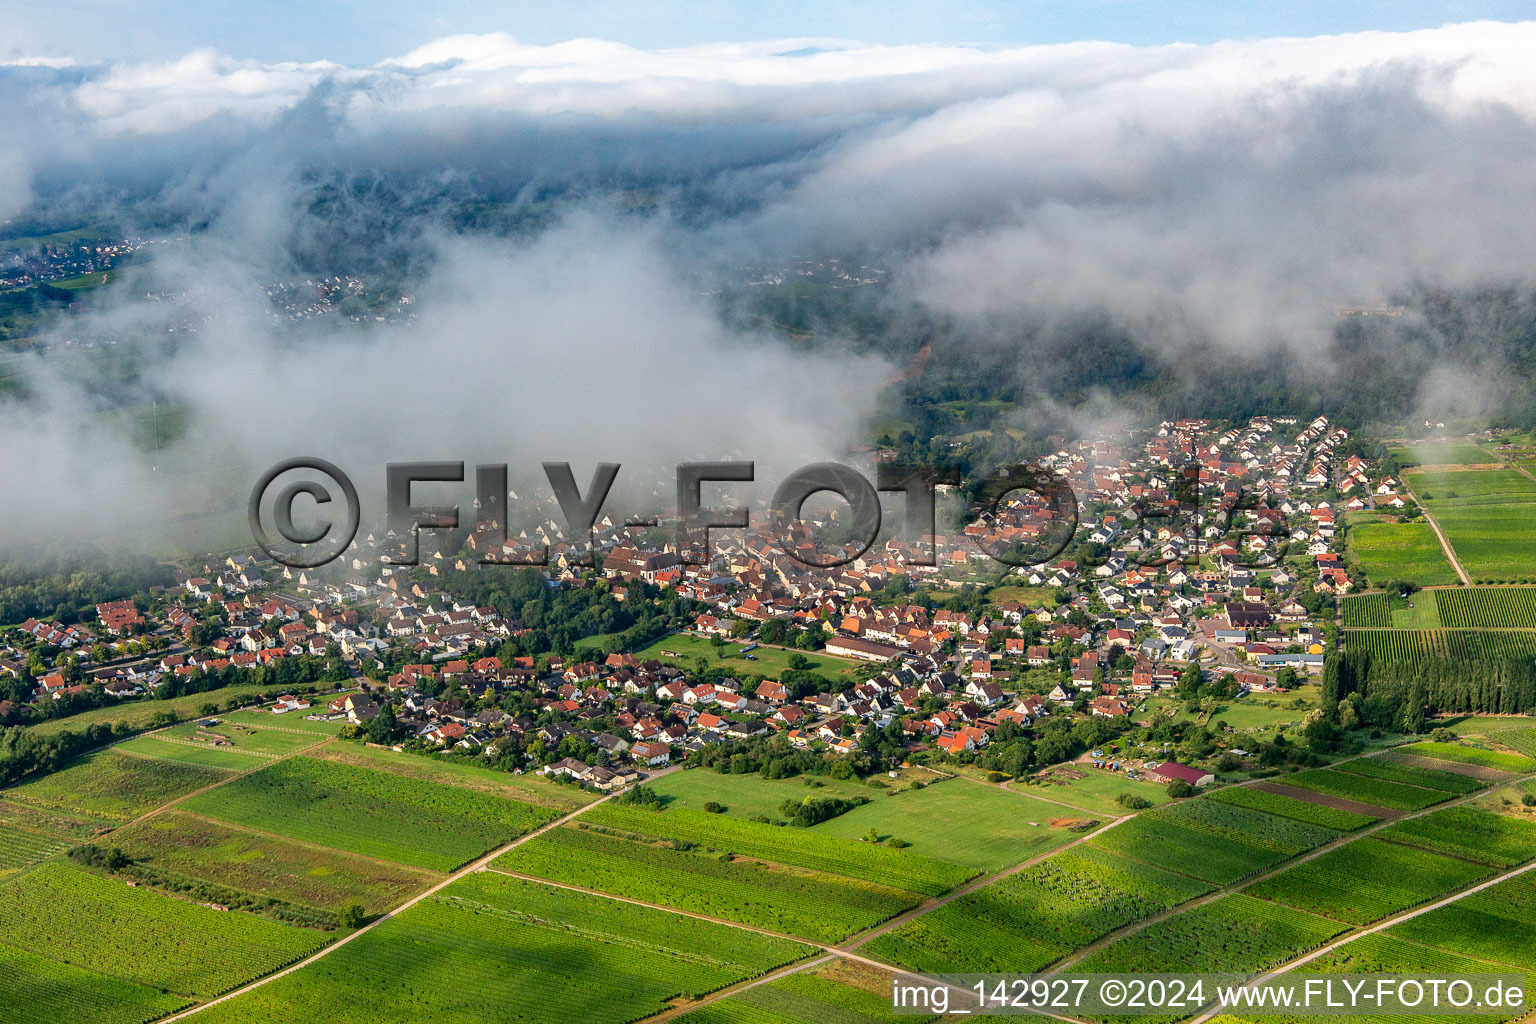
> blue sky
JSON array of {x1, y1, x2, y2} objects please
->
[{"x1": 4, "y1": 0, "x2": 1534, "y2": 64}]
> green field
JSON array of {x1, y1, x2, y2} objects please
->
[
  {"x1": 1376, "y1": 806, "x2": 1536, "y2": 867},
  {"x1": 0, "y1": 861, "x2": 328, "y2": 999},
  {"x1": 1390, "y1": 442, "x2": 1496, "y2": 467},
  {"x1": 649, "y1": 768, "x2": 917, "y2": 821},
  {"x1": 863, "y1": 845, "x2": 1211, "y2": 973},
  {"x1": 184, "y1": 756, "x2": 560, "y2": 871},
  {"x1": 4, "y1": 748, "x2": 229, "y2": 825},
  {"x1": 812, "y1": 779, "x2": 1080, "y2": 872},
  {"x1": 21, "y1": 683, "x2": 284, "y2": 737},
  {"x1": 1454, "y1": 719, "x2": 1536, "y2": 758},
  {"x1": 1398, "y1": 741, "x2": 1536, "y2": 773},
  {"x1": 0, "y1": 799, "x2": 103, "y2": 877},
  {"x1": 1205, "y1": 785, "x2": 1377, "y2": 831},
  {"x1": 1024, "y1": 767, "x2": 1175, "y2": 816},
  {"x1": 1343, "y1": 628, "x2": 1536, "y2": 660},
  {"x1": 1330, "y1": 755, "x2": 1488, "y2": 793},
  {"x1": 109, "y1": 810, "x2": 438, "y2": 915},
  {"x1": 1435, "y1": 586, "x2": 1536, "y2": 627},
  {"x1": 218, "y1": 706, "x2": 351, "y2": 734},
  {"x1": 310, "y1": 743, "x2": 594, "y2": 812},
  {"x1": 1072, "y1": 892, "x2": 1346, "y2": 974},
  {"x1": 193, "y1": 873, "x2": 813, "y2": 1024},
  {"x1": 1409, "y1": 468, "x2": 1536, "y2": 582},
  {"x1": 582, "y1": 803, "x2": 974, "y2": 896},
  {"x1": 1245, "y1": 837, "x2": 1491, "y2": 924},
  {"x1": 1341, "y1": 592, "x2": 1390, "y2": 627},
  {"x1": 677, "y1": 959, "x2": 946, "y2": 1024},
  {"x1": 1087, "y1": 800, "x2": 1339, "y2": 885},
  {"x1": 0, "y1": 941, "x2": 191, "y2": 1024},
  {"x1": 115, "y1": 734, "x2": 275, "y2": 771},
  {"x1": 1307, "y1": 931, "x2": 1517, "y2": 993},
  {"x1": 1276, "y1": 768, "x2": 1454, "y2": 812},
  {"x1": 1386, "y1": 872, "x2": 1536, "y2": 971},
  {"x1": 636, "y1": 632, "x2": 862, "y2": 680},
  {"x1": 497, "y1": 823, "x2": 918, "y2": 942},
  {"x1": 1346, "y1": 522, "x2": 1460, "y2": 587}
]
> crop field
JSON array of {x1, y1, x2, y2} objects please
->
[
  {"x1": 1456, "y1": 720, "x2": 1536, "y2": 758},
  {"x1": 4, "y1": 748, "x2": 229, "y2": 824},
  {"x1": 0, "y1": 861, "x2": 328, "y2": 999},
  {"x1": 811, "y1": 779, "x2": 1078, "y2": 872},
  {"x1": 1328, "y1": 756, "x2": 1487, "y2": 794},
  {"x1": 1375, "y1": 806, "x2": 1536, "y2": 867},
  {"x1": 0, "y1": 941, "x2": 191, "y2": 1024},
  {"x1": 1275, "y1": 768, "x2": 1453, "y2": 812},
  {"x1": 1205, "y1": 786, "x2": 1376, "y2": 831},
  {"x1": 583, "y1": 803, "x2": 974, "y2": 897},
  {"x1": 1345, "y1": 523, "x2": 1460, "y2": 587},
  {"x1": 1390, "y1": 442, "x2": 1495, "y2": 467},
  {"x1": 1343, "y1": 628, "x2": 1536, "y2": 660},
  {"x1": 1087, "y1": 800, "x2": 1336, "y2": 884},
  {"x1": 1244, "y1": 837, "x2": 1491, "y2": 924},
  {"x1": 310, "y1": 743, "x2": 593, "y2": 812},
  {"x1": 863, "y1": 845, "x2": 1211, "y2": 973},
  {"x1": 20, "y1": 683, "x2": 281, "y2": 737},
  {"x1": 184, "y1": 756, "x2": 560, "y2": 872},
  {"x1": 496, "y1": 824, "x2": 919, "y2": 942},
  {"x1": 650, "y1": 769, "x2": 911, "y2": 821},
  {"x1": 1341, "y1": 593, "x2": 1390, "y2": 628},
  {"x1": 193, "y1": 873, "x2": 813, "y2": 1024},
  {"x1": 1409, "y1": 468, "x2": 1536, "y2": 581},
  {"x1": 1024, "y1": 768, "x2": 1174, "y2": 816},
  {"x1": 1398, "y1": 741, "x2": 1536, "y2": 773},
  {"x1": 1308, "y1": 931, "x2": 1515, "y2": 987},
  {"x1": 109, "y1": 810, "x2": 437, "y2": 914},
  {"x1": 0, "y1": 799, "x2": 100, "y2": 876},
  {"x1": 1072, "y1": 893, "x2": 1345, "y2": 975},
  {"x1": 677, "y1": 960, "x2": 948, "y2": 1024},
  {"x1": 115, "y1": 734, "x2": 273, "y2": 771},
  {"x1": 1434, "y1": 586, "x2": 1536, "y2": 627},
  {"x1": 158, "y1": 718, "x2": 325, "y2": 755},
  {"x1": 1386, "y1": 872, "x2": 1536, "y2": 971}
]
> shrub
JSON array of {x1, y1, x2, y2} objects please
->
[
  {"x1": 1116, "y1": 793, "x2": 1152, "y2": 810},
  {"x1": 1522, "y1": 794, "x2": 1536, "y2": 808},
  {"x1": 1166, "y1": 780, "x2": 1195, "y2": 798},
  {"x1": 702, "y1": 801, "x2": 725, "y2": 814}
]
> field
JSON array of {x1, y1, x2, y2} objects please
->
[
  {"x1": 811, "y1": 779, "x2": 1079, "y2": 872},
  {"x1": 583, "y1": 803, "x2": 974, "y2": 896},
  {"x1": 1389, "y1": 442, "x2": 1495, "y2": 467},
  {"x1": 863, "y1": 845, "x2": 1211, "y2": 973},
  {"x1": 649, "y1": 768, "x2": 918, "y2": 821},
  {"x1": 0, "y1": 799, "x2": 103, "y2": 876},
  {"x1": 1274, "y1": 768, "x2": 1454, "y2": 811},
  {"x1": 193, "y1": 873, "x2": 813, "y2": 1024},
  {"x1": 3, "y1": 748, "x2": 229, "y2": 824},
  {"x1": 1244, "y1": 837, "x2": 1491, "y2": 924},
  {"x1": 1435, "y1": 586, "x2": 1536, "y2": 627},
  {"x1": 1397, "y1": 741, "x2": 1536, "y2": 773},
  {"x1": 1341, "y1": 593, "x2": 1390, "y2": 628},
  {"x1": 677, "y1": 959, "x2": 947, "y2": 1024},
  {"x1": 20, "y1": 683, "x2": 285, "y2": 737},
  {"x1": 108, "y1": 810, "x2": 437, "y2": 915},
  {"x1": 1205, "y1": 785, "x2": 1377, "y2": 831},
  {"x1": 636, "y1": 632, "x2": 862, "y2": 681},
  {"x1": 1087, "y1": 800, "x2": 1339, "y2": 885},
  {"x1": 1455, "y1": 719, "x2": 1536, "y2": 758},
  {"x1": 1345, "y1": 522, "x2": 1460, "y2": 587},
  {"x1": 309, "y1": 743, "x2": 594, "y2": 812},
  {"x1": 0, "y1": 861, "x2": 329, "y2": 999},
  {"x1": 184, "y1": 756, "x2": 560, "y2": 871},
  {"x1": 1376, "y1": 806, "x2": 1536, "y2": 867},
  {"x1": 0, "y1": 941, "x2": 191, "y2": 1024},
  {"x1": 1329, "y1": 755, "x2": 1488, "y2": 793},
  {"x1": 115, "y1": 734, "x2": 274, "y2": 771},
  {"x1": 218, "y1": 706, "x2": 352, "y2": 735},
  {"x1": 496, "y1": 824, "x2": 918, "y2": 942},
  {"x1": 1023, "y1": 767, "x2": 1174, "y2": 816},
  {"x1": 1386, "y1": 871, "x2": 1536, "y2": 970},
  {"x1": 1343, "y1": 628, "x2": 1536, "y2": 660},
  {"x1": 1408, "y1": 468, "x2": 1536, "y2": 582},
  {"x1": 1072, "y1": 893, "x2": 1346, "y2": 974}
]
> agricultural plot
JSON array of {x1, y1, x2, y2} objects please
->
[
  {"x1": 21, "y1": 682, "x2": 279, "y2": 737},
  {"x1": 1458, "y1": 720, "x2": 1536, "y2": 758},
  {"x1": 863, "y1": 845, "x2": 1211, "y2": 974},
  {"x1": 109, "y1": 810, "x2": 437, "y2": 915},
  {"x1": 1398, "y1": 741, "x2": 1536, "y2": 773},
  {"x1": 1390, "y1": 442, "x2": 1495, "y2": 467},
  {"x1": 1025, "y1": 767, "x2": 1174, "y2": 816},
  {"x1": 184, "y1": 756, "x2": 560, "y2": 872},
  {"x1": 1072, "y1": 893, "x2": 1345, "y2": 975},
  {"x1": 0, "y1": 799, "x2": 100, "y2": 876},
  {"x1": 4, "y1": 748, "x2": 229, "y2": 824},
  {"x1": 1341, "y1": 593, "x2": 1390, "y2": 628},
  {"x1": 1087, "y1": 800, "x2": 1335, "y2": 885},
  {"x1": 650, "y1": 768, "x2": 905, "y2": 821},
  {"x1": 1276, "y1": 768, "x2": 1453, "y2": 812},
  {"x1": 1205, "y1": 786, "x2": 1376, "y2": 831},
  {"x1": 584, "y1": 803, "x2": 974, "y2": 896},
  {"x1": 311, "y1": 743, "x2": 593, "y2": 812},
  {"x1": 0, "y1": 941, "x2": 190, "y2": 1024},
  {"x1": 1409, "y1": 468, "x2": 1536, "y2": 581},
  {"x1": 1343, "y1": 629, "x2": 1536, "y2": 661},
  {"x1": 1376, "y1": 806, "x2": 1536, "y2": 867},
  {"x1": 160, "y1": 718, "x2": 325, "y2": 754},
  {"x1": 1435, "y1": 586, "x2": 1536, "y2": 628},
  {"x1": 678, "y1": 960, "x2": 949, "y2": 1024},
  {"x1": 1244, "y1": 837, "x2": 1491, "y2": 925},
  {"x1": 0, "y1": 861, "x2": 328, "y2": 999},
  {"x1": 115, "y1": 734, "x2": 272, "y2": 771},
  {"x1": 1386, "y1": 872, "x2": 1536, "y2": 970},
  {"x1": 219, "y1": 706, "x2": 351, "y2": 734},
  {"x1": 812, "y1": 779, "x2": 1078, "y2": 872},
  {"x1": 1345, "y1": 523, "x2": 1460, "y2": 587},
  {"x1": 194, "y1": 873, "x2": 813, "y2": 1024},
  {"x1": 1307, "y1": 932, "x2": 1517, "y2": 991},
  {"x1": 1329, "y1": 756, "x2": 1487, "y2": 794},
  {"x1": 496, "y1": 824, "x2": 919, "y2": 942}
]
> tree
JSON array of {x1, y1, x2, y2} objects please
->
[
  {"x1": 1178, "y1": 663, "x2": 1203, "y2": 699},
  {"x1": 366, "y1": 702, "x2": 397, "y2": 745},
  {"x1": 337, "y1": 904, "x2": 366, "y2": 929}
]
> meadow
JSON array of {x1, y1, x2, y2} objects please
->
[
  {"x1": 1345, "y1": 522, "x2": 1460, "y2": 587},
  {"x1": 1022, "y1": 767, "x2": 1174, "y2": 816},
  {"x1": 863, "y1": 845, "x2": 1211, "y2": 973},
  {"x1": 496, "y1": 823, "x2": 918, "y2": 942},
  {"x1": 184, "y1": 756, "x2": 560, "y2": 871},
  {"x1": 0, "y1": 861, "x2": 329, "y2": 999},
  {"x1": 115, "y1": 734, "x2": 274, "y2": 771},
  {"x1": 21, "y1": 683, "x2": 281, "y2": 737},
  {"x1": 4, "y1": 748, "x2": 229, "y2": 824},
  {"x1": 193, "y1": 873, "x2": 813, "y2": 1024},
  {"x1": 649, "y1": 767, "x2": 913, "y2": 820},
  {"x1": 1389, "y1": 442, "x2": 1496, "y2": 467},
  {"x1": 636, "y1": 632, "x2": 862, "y2": 681},
  {"x1": 1243, "y1": 837, "x2": 1491, "y2": 924}
]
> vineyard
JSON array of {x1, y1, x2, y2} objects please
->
[
  {"x1": 1307, "y1": 932, "x2": 1514, "y2": 986},
  {"x1": 1328, "y1": 756, "x2": 1488, "y2": 794},
  {"x1": 311, "y1": 744, "x2": 594, "y2": 812},
  {"x1": 1086, "y1": 802, "x2": 1335, "y2": 884},
  {"x1": 0, "y1": 799, "x2": 94, "y2": 876},
  {"x1": 183, "y1": 756, "x2": 559, "y2": 871},
  {"x1": 192, "y1": 873, "x2": 813, "y2": 1024},
  {"x1": 0, "y1": 862, "x2": 329, "y2": 999},
  {"x1": 0, "y1": 942, "x2": 190, "y2": 1024},
  {"x1": 1376, "y1": 806, "x2": 1536, "y2": 867},
  {"x1": 1276, "y1": 768, "x2": 1455, "y2": 811},
  {"x1": 4, "y1": 749, "x2": 230, "y2": 825},
  {"x1": 1434, "y1": 586, "x2": 1536, "y2": 627},
  {"x1": 1204, "y1": 786, "x2": 1376, "y2": 831},
  {"x1": 1340, "y1": 593, "x2": 1390, "y2": 628},
  {"x1": 1343, "y1": 628, "x2": 1536, "y2": 660},
  {"x1": 1243, "y1": 837, "x2": 1492, "y2": 924},
  {"x1": 678, "y1": 963, "x2": 943, "y2": 1024},
  {"x1": 582, "y1": 804, "x2": 974, "y2": 896},
  {"x1": 496, "y1": 824, "x2": 920, "y2": 942},
  {"x1": 1398, "y1": 741, "x2": 1536, "y2": 773},
  {"x1": 1386, "y1": 872, "x2": 1536, "y2": 971},
  {"x1": 861, "y1": 845, "x2": 1211, "y2": 973},
  {"x1": 1072, "y1": 893, "x2": 1346, "y2": 974},
  {"x1": 114, "y1": 735, "x2": 272, "y2": 772}
]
